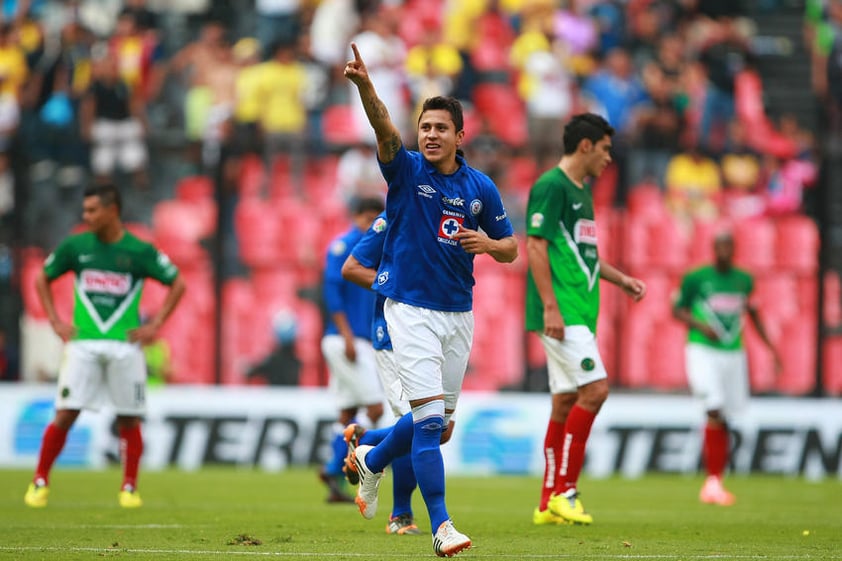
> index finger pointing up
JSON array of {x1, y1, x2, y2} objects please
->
[{"x1": 351, "y1": 42, "x2": 362, "y2": 62}]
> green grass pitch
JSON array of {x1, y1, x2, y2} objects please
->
[{"x1": 0, "y1": 468, "x2": 839, "y2": 560}]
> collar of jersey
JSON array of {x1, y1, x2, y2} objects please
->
[{"x1": 422, "y1": 152, "x2": 466, "y2": 176}]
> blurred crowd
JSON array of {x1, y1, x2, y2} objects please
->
[
  {"x1": 0, "y1": 0, "x2": 827, "y2": 386},
  {"x1": 0, "y1": 0, "x2": 822, "y2": 244}
]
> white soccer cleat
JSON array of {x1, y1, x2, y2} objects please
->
[
  {"x1": 433, "y1": 520, "x2": 472, "y2": 557},
  {"x1": 699, "y1": 476, "x2": 735, "y2": 506},
  {"x1": 353, "y1": 445, "x2": 383, "y2": 519}
]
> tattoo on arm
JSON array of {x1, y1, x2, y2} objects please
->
[{"x1": 385, "y1": 133, "x2": 401, "y2": 160}]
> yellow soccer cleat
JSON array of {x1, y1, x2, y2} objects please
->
[
  {"x1": 548, "y1": 490, "x2": 593, "y2": 525},
  {"x1": 532, "y1": 507, "x2": 570, "y2": 526},
  {"x1": 119, "y1": 489, "x2": 143, "y2": 508},
  {"x1": 24, "y1": 482, "x2": 49, "y2": 508}
]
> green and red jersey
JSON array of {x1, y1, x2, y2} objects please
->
[
  {"x1": 525, "y1": 167, "x2": 601, "y2": 334},
  {"x1": 674, "y1": 265, "x2": 754, "y2": 351},
  {"x1": 44, "y1": 230, "x2": 179, "y2": 341}
]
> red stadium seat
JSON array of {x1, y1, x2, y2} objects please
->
[
  {"x1": 823, "y1": 270, "x2": 842, "y2": 327},
  {"x1": 776, "y1": 319, "x2": 817, "y2": 395},
  {"x1": 822, "y1": 336, "x2": 842, "y2": 396},
  {"x1": 733, "y1": 217, "x2": 776, "y2": 272},
  {"x1": 238, "y1": 154, "x2": 266, "y2": 199},
  {"x1": 775, "y1": 215, "x2": 820, "y2": 274},
  {"x1": 322, "y1": 104, "x2": 362, "y2": 147},
  {"x1": 647, "y1": 321, "x2": 688, "y2": 390},
  {"x1": 234, "y1": 198, "x2": 285, "y2": 268},
  {"x1": 152, "y1": 202, "x2": 211, "y2": 269},
  {"x1": 471, "y1": 84, "x2": 527, "y2": 146},
  {"x1": 744, "y1": 322, "x2": 777, "y2": 393},
  {"x1": 753, "y1": 273, "x2": 799, "y2": 323},
  {"x1": 627, "y1": 183, "x2": 668, "y2": 221},
  {"x1": 175, "y1": 175, "x2": 214, "y2": 202}
]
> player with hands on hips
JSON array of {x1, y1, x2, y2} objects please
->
[{"x1": 25, "y1": 183, "x2": 185, "y2": 509}]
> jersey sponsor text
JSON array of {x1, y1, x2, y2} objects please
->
[{"x1": 80, "y1": 270, "x2": 132, "y2": 295}]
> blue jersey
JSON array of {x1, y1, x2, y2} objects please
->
[
  {"x1": 323, "y1": 226, "x2": 376, "y2": 339},
  {"x1": 377, "y1": 146, "x2": 514, "y2": 312},
  {"x1": 351, "y1": 211, "x2": 390, "y2": 351}
]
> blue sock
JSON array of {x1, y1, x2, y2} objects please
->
[
  {"x1": 411, "y1": 401, "x2": 449, "y2": 532},
  {"x1": 324, "y1": 426, "x2": 348, "y2": 477},
  {"x1": 365, "y1": 412, "x2": 413, "y2": 472},
  {"x1": 360, "y1": 427, "x2": 392, "y2": 446},
  {"x1": 390, "y1": 453, "x2": 417, "y2": 518}
]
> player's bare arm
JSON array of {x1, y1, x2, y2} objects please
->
[
  {"x1": 747, "y1": 305, "x2": 783, "y2": 373},
  {"x1": 34, "y1": 270, "x2": 76, "y2": 342},
  {"x1": 341, "y1": 254, "x2": 377, "y2": 289},
  {"x1": 599, "y1": 259, "x2": 646, "y2": 302},
  {"x1": 344, "y1": 43, "x2": 402, "y2": 163},
  {"x1": 672, "y1": 306, "x2": 720, "y2": 342},
  {"x1": 331, "y1": 311, "x2": 358, "y2": 362},
  {"x1": 128, "y1": 274, "x2": 186, "y2": 345},
  {"x1": 527, "y1": 235, "x2": 566, "y2": 341},
  {"x1": 454, "y1": 225, "x2": 518, "y2": 263}
]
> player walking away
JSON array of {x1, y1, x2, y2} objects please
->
[
  {"x1": 673, "y1": 232, "x2": 780, "y2": 506},
  {"x1": 342, "y1": 209, "x2": 457, "y2": 536},
  {"x1": 319, "y1": 197, "x2": 386, "y2": 504},
  {"x1": 344, "y1": 43, "x2": 518, "y2": 557},
  {"x1": 24, "y1": 183, "x2": 186, "y2": 508},
  {"x1": 526, "y1": 113, "x2": 647, "y2": 526}
]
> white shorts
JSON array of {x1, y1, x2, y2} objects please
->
[
  {"x1": 685, "y1": 343, "x2": 749, "y2": 417},
  {"x1": 384, "y1": 299, "x2": 473, "y2": 411},
  {"x1": 375, "y1": 349, "x2": 410, "y2": 417},
  {"x1": 56, "y1": 340, "x2": 147, "y2": 415},
  {"x1": 321, "y1": 335, "x2": 383, "y2": 410},
  {"x1": 90, "y1": 118, "x2": 148, "y2": 174},
  {"x1": 540, "y1": 326, "x2": 608, "y2": 394}
]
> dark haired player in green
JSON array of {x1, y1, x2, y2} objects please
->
[
  {"x1": 526, "y1": 113, "x2": 646, "y2": 525},
  {"x1": 25, "y1": 183, "x2": 186, "y2": 508}
]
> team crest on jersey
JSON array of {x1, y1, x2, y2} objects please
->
[
  {"x1": 376, "y1": 325, "x2": 385, "y2": 342},
  {"x1": 438, "y1": 214, "x2": 464, "y2": 246},
  {"x1": 581, "y1": 358, "x2": 596, "y2": 372},
  {"x1": 377, "y1": 271, "x2": 389, "y2": 285},
  {"x1": 330, "y1": 239, "x2": 347, "y2": 256},
  {"x1": 372, "y1": 217, "x2": 387, "y2": 233},
  {"x1": 470, "y1": 199, "x2": 482, "y2": 216},
  {"x1": 530, "y1": 212, "x2": 544, "y2": 228}
]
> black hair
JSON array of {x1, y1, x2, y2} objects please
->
[
  {"x1": 84, "y1": 183, "x2": 122, "y2": 214},
  {"x1": 562, "y1": 113, "x2": 615, "y2": 155},
  {"x1": 419, "y1": 96, "x2": 464, "y2": 133},
  {"x1": 349, "y1": 196, "x2": 385, "y2": 215}
]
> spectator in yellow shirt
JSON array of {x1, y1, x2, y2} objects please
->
[
  {"x1": 258, "y1": 38, "x2": 308, "y2": 194},
  {"x1": 0, "y1": 23, "x2": 27, "y2": 100},
  {"x1": 665, "y1": 142, "x2": 722, "y2": 223}
]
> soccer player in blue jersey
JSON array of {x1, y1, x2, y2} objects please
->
[
  {"x1": 320, "y1": 197, "x2": 386, "y2": 503},
  {"x1": 343, "y1": 43, "x2": 518, "y2": 557},
  {"x1": 342, "y1": 210, "x2": 458, "y2": 536}
]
